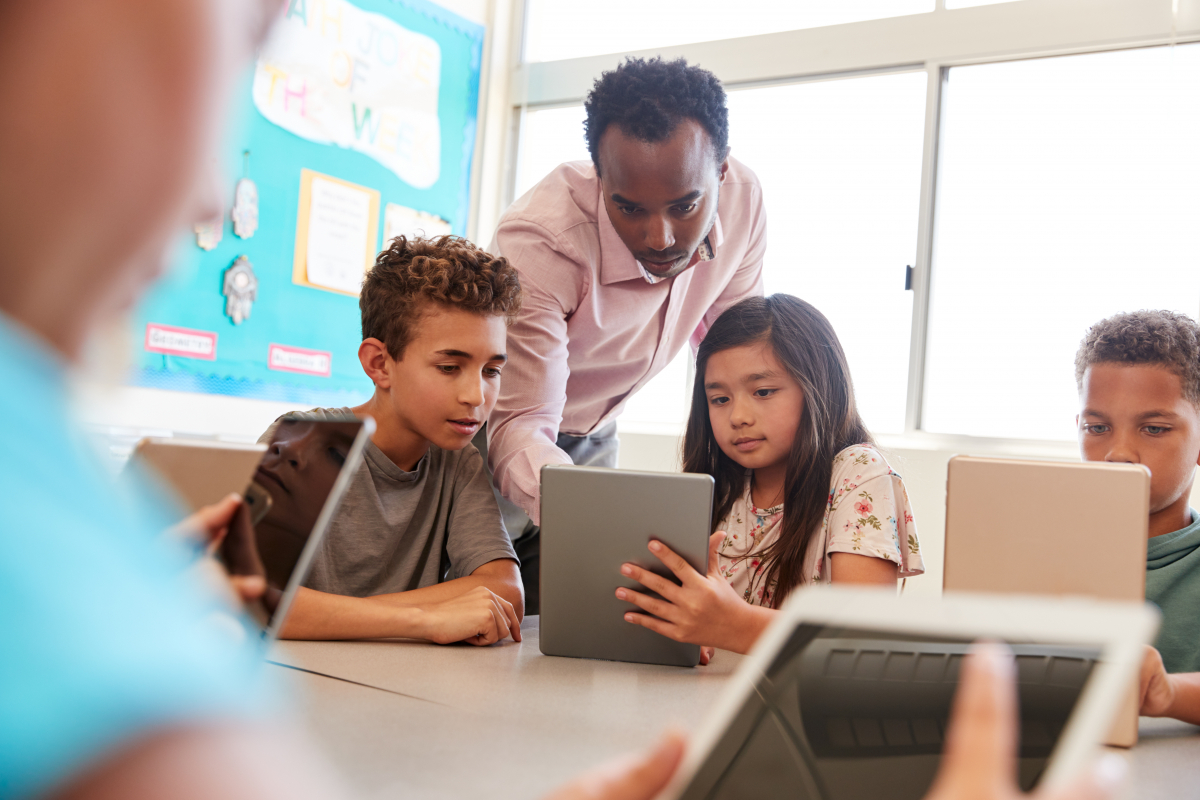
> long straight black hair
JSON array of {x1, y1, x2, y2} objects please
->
[{"x1": 682, "y1": 294, "x2": 873, "y2": 606}]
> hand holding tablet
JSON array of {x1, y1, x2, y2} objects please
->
[{"x1": 618, "y1": 532, "x2": 773, "y2": 658}]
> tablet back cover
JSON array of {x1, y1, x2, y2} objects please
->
[
  {"x1": 540, "y1": 465, "x2": 713, "y2": 667},
  {"x1": 943, "y1": 456, "x2": 1149, "y2": 745}
]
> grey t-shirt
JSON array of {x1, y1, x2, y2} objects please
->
[{"x1": 260, "y1": 407, "x2": 517, "y2": 597}]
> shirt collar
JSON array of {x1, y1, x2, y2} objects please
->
[{"x1": 596, "y1": 181, "x2": 724, "y2": 286}]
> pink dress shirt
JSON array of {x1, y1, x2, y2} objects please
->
[{"x1": 487, "y1": 157, "x2": 767, "y2": 523}]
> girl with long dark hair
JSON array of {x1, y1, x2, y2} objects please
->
[{"x1": 616, "y1": 294, "x2": 924, "y2": 658}]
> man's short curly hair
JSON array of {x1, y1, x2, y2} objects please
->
[
  {"x1": 584, "y1": 57, "x2": 728, "y2": 175},
  {"x1": 360, "y1": 235, "x2": 522, "y2": 359},
  {"x1": 1075, "y1": 310, "x2": 1200, "y2": 404}
]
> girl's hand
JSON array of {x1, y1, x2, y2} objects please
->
[{"x1": 617, "y1": 532, "x2": 773, "y2": 655}]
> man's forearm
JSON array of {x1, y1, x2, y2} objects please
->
[{"x1": 487, "y1": 429, "x2": 572, "y2": 526}]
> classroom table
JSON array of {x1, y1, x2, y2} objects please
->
[{"x1": 269, "y1": 617, "x2": 1200, "y2": 800}]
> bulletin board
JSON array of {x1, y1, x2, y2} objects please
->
[{"x1": 130, "y1": 0, "x2": 483, "y2": 407}]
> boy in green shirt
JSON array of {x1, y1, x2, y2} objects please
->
[{"x1": 1075, "y1": 310, "x2": 1200, "y2": 724}]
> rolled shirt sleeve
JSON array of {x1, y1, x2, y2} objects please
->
[{"x1": 487, "y1": 220, "x2": 586, "y2": 524}]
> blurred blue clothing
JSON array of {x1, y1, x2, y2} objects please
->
[{"x1": 0, "y1": 313, "x2": 270, "y2": 800}]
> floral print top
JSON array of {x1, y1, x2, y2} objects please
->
[{"x1": 715, "y1": 444, "x2": 924, "y2": 606}]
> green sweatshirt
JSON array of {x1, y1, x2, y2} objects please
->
[{"x1": 1146, "y1": 509, "x2": 1200, "y2": 673}]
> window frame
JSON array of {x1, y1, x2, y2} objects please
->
[{"x1": 467, "y1": 0, "x2": 1200, "y2": 452}]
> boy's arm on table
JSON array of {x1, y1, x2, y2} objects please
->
[
  {"x1": 486, "y1": 227, "x2": 582, "y2": 525},
  {"x1": 277, "y1": 573, "x2": 520, "y2": 645},
  {"x1": 362, "y1": 558, "x2": 523, "y2": 617},
  {"x1": 1139, "y1": 646, "x2": 1200, "y2": 725}
]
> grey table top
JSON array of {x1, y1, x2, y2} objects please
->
[{"x1": 269, "y1": 616, "x2": 1200, "y2": 800}]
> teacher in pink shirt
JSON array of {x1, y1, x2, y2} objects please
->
[{"x1": 480, "y1": 57, "x2": 767, "y2": 611}]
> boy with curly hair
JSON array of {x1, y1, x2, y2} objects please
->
[
  {"x1": 261, "y1": 235, "x2": 525, "y2": 645},
  {"x1": 1075, "y1": 309, "x2": 1200, "y2": 724}
]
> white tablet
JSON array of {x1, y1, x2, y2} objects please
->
[{"x1": 663, "y1": 586, "x2": 1158, "y2": 800}]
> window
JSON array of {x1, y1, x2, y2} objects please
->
[
  {"x1": 515, "y1": 73, "x2": 928, "y2": 434},
  {"x1": 923, "y1": 43, "x2": 1200, "y2": 441},
  {"x1": 726, "y1": 72, "x2": 928, "y2": 433},
  {"x1": 523, "y1": 0, "x2": 933, "y2": 64},
  {"x1": 513, "y1": 105, "x2": 588, "y2": 200}
]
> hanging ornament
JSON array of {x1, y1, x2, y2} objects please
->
[
  {"x1": 194, "y1": 162, "x2": 224, "y2": 250},
  {"x1": 194, "y1": 215, "x2": 222, "y2": 250},
  {"x1": 231, "y1": 151, "x2": 259, "y2": 239},
  {"x1": 222, "y1": 255, "x2": 258, "y2": 325}
]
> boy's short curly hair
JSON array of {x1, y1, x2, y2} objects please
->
[
  {"x1": 360, "y1": 235, "x2": 522, "y2": 359},
  {"x1": 1075, "y1": 310, "x2": 1200, "y2": 404},
  {"x1": 583, "y1": 56, "x2": 728, "y2": 175}
]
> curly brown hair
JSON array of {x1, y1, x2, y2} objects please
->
[
  {"x1": 1075, "y1": 310, "x2": 1200, "y2": 404},
  {"x1": 360, "y1": 235, "x2": 522, "y2": 359}
]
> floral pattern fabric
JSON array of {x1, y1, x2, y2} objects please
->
[{"x1": 716, "y1": 444, "x2": 924, "y2": 606}]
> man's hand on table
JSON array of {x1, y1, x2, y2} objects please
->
[{"x1": 544, "y1": 642, "x2": 1126, "y2": 800}]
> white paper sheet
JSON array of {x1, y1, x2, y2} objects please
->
[
  {"x1": 305, "y1": 176, "x2": 372, "y2": 294},
  {"x1": 383, "y1": 203, "x2": 452, "y2": 246}
]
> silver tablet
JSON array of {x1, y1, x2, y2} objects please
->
[
  {"x1": 539, "y1": 464, "x2": 714, "y2": 667},
  {"x1": 663, "y1": 586, "x2": 1158, "y2": 800},
  {"x1": 217, "y1": 414, "x2": 375, "y2": 643}
]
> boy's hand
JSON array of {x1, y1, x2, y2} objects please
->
[
  {"x1": 542, "y1": 730, "x2": 685, "y2": 800},
  {"x1": 1138, "y1": 645, "x2": 1177, "y2": 717},
  {"x1": 617, "y1": 532, "x2": 771, "y2": 655},
  {"x1": 418, "y1": 586, "x2": 522, "y2": 646}
]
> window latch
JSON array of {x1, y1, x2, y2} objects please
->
[{"x1": 904, "y1": 264, "x2": 914, "y2": 291}]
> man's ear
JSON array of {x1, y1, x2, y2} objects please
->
[
  {"x1": 358, "y1": 338, "x2": 392, "y2": 388},
  {"x1": 716, "y1": 147, "x2": 732, "y2": 183}
]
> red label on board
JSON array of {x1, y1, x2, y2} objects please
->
[
  {"x1": 268, "y1": 343, "x2": 332, "y2": 377},
  {"x1": 144, "y1": 323, "x2": 218, "y2": 361}
]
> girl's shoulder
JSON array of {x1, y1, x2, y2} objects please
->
[{"x1": 829, "y1": 444, "x2": 902, "y2": 487}]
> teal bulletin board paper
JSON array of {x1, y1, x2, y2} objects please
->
[{"x1": 130, "y1": 0, "x2": 484, "y2": 406}]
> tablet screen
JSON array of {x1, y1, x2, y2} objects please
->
[
  {"x1": 680, "y1": 624, "x2": 1100, "y2": 800},
  {"x1": 217, "y1": 416, "x2": 364, "y2": 633}
]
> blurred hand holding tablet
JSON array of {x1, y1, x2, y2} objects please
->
[
  {"x1": 662, "y1": 586, "x2": 1157, "y2": 800},
  {"x1": 131, "y1": 417, "x2": 374, "y2": 643}
]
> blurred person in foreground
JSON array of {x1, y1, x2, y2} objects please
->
[{"x1": 0, "y1": 1, "x2": 1127, "y2": 799}]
